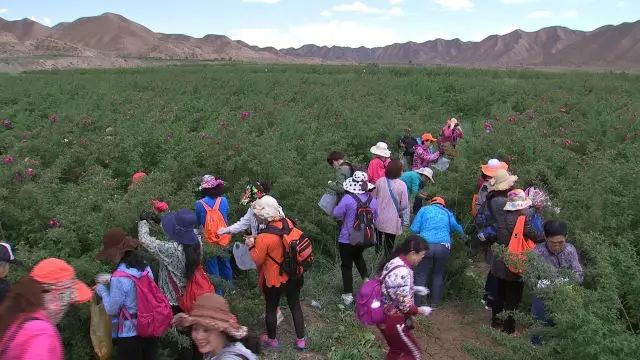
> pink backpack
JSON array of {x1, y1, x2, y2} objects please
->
[
  {"x1": 112, "y1": 270, "x2": 172, "y2": 338},
  {"x1": 355, "y1": 265, "x2": 406, "y2": 326}
]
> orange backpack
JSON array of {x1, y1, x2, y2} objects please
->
[
  {"x1": 200, "y1": 198, "x2": 232, "y2": 247},
  {"x1": 506, "y1": 215, "x2": 536, "y2": 276},
  {"x1": 470, "y1": 194, "x2": 479, "y2": 217}
]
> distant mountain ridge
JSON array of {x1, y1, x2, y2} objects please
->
[{"x1": 0, "y1": 13, "x2": 639, "y2": 69}]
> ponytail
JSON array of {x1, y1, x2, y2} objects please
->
[{"x1": 376, "y1": 235, "x2": 428, "y2": 275}]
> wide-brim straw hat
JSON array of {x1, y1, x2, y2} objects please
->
[
  {"x1": 481, "y1": 159, "x2": 509, "y2": 177},
  {"x1": 172, "y1": 293, "x2": 248, "y2": 339},
  {"x1": 504, "y1": 189, "x2": 533, "y2": 211},
  {"x1": 95, "y1": 228, "x2": 140, "y2": 262},
  {"x1": 370, "y1": 142, "x2": 391, "y2": 158},
  {"x1": 415, "y1": 167, "x2": 434, "y2": 183},
  {"x1": 343, "y1": 171, "x2": 374, "y2": 194},
  {"x1": 487, "y1": 169, "x2": 518, "y2": 192}
]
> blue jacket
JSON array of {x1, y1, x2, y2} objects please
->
[
  {"x1": 410, "y1": 204, "x2": 464, "y2": 244},
  {"x1": 195, "y1": 196, "x2": 229, "y2": 227},
  {"x1": 96, "y1": 264, "x2": 153, "y2": 338}
]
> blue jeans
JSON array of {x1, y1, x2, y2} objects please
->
[
  {"x1": 531, "y1": 296, "x2": 554, "y2": 345},
  {"x1": 414, "y1": 243, "x2": 450, "y2": 307},
  {"x1": 205, "y1": 256, "x2": 233, "y2": 295}
]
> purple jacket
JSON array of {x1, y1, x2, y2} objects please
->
[
  {"x1": 332, "y1": 193, "x2": 378, "y2": 244},
  {"x1": 534, "y1": 243, "x2": 584, "y2": 283}
]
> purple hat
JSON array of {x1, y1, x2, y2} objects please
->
[
  {"x1": 161, "y1": 209, "x2": 199, "y2": 245},
  {"x1": 199, "y1": 175, "x2": 225, "y2": 190}
]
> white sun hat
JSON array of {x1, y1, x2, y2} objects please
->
[
  {"x1": 370, "y1": 142, "x2": 391, "y2": 158},
  {"x1": 415, "y1": 167, "x2": 434, "y2": 183}
]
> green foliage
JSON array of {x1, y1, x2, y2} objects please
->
[{"x1": 1, "y1": 64, "x2": 640, "y2": 359}]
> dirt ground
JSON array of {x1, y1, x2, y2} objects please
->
[{"x1": 417, "y1": 303, "x2": 493, "y2": 360}]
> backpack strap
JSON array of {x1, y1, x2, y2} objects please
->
[
  {"x1": 199, "y1": 199, "x2": 212, "y2": 212},
  {"x1": 386, "y1": 178, "x2": 401, "y2": 217},
  {"x1": 0, "y1": 317, "x2": 42, "y2": 358},
  {"x1": 348, "y1": 193, "x2": 363, "y2": 206},
  {"x1": 262, "y1": 219, "x2": 291, "y2": 269},
  {"x1": 167, "y1": 272, "x2": 183, "y2": 298},
  {"x1": 213, "y1": 197, "x2": 222, "y2": 211},
  {"x1": 111, "y1": 270, "x2": 139, "y2": 336}
]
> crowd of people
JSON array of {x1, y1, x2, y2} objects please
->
[{"x1": 0, "y1": 117, "x2": 585, "y2": 360}]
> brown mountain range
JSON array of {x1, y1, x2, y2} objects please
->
[{"x1": 0, "y1": 13, "x2": 639, "y2": 70}]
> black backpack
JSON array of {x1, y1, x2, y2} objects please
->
[
  {"x1": 261, "y1": 218, "x2": 314, "y2": 279},
  {"x1": 348, "y1": 194, "x2": 377, "y2": 248}
]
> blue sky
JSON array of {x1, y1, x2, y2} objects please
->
[{"x1": 1, "y1": 0, "x2": 638, "y2": 48}]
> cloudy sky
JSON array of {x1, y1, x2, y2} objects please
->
[{"x1": 1, "y1": 0, "x2": 638, "y2": 48}]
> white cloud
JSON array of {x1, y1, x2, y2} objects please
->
[
  {"x1": 42, "y1": 17, "x2": 52, "y2": 25},
  {"x1": 527, "y1": 10, "x2": 553, "y2": 19},
  {"x1": 617, "y1": 1, "x2": 627, "y2": 7},
  {"x1": 500, "y1": 0, "x2": 537, "y2": 4},
  {"x1": 0, "y1": 8, "x2": 8, "y2": 14},
  {"x1": 320, "y1": 10, "x2": 333, "y2": 17},
  {"x1": 389, "y1": 0, "x2": 404, "y2": 4},
  {"x1": 229, "y1": 21, "x2": 403, "y2": 48},
  {"x1": 328, "y1": 1, "x2": 404, "y2": 17},
  {"x1": 563, "y1": 9, "x2": 578, "y2": 18},
  {"x1": 241, "y1": 0, "x2": 280, "y2": 3},
  {"x1": 433, "y1": 0, "x2": 474, "y2": 12}
]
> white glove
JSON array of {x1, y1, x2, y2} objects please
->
[
  {"x1": 414, "y1": 286, "x2": 430, "y2": 296},
  {"x1": 537, "y1": 279, "x2": 551, "y2": 289},
  {"x1": 418, "y1": 306, "x2": 433, "y2": 317}
]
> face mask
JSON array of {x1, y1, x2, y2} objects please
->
[{"x1": 42, "y1": 283, "x2": 75, "y2": 324}]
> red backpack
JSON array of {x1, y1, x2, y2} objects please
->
[
  {"x1": 261, "y1": 218, "x2": 314, "y2": 279},
  {"x1": 169, "y1": 265, "x2": 215, "y2": 313},
  {"x1": 112, "y1": 269, "x2": 172, "y2": 338},
  {"x1": 200, "y1": 198, "x2": 232, "y2": 247}
]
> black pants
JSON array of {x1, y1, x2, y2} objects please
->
[
  {"x1": 376, "y1": 231, "x2": 396, "y2": 258},
  {"x1": 171, "y1": 306, "x2": 203, "y2": 360},
  {"x1": 263, "y1": 277, "x2": 305, "y2": 339},
  {"x1": 338, "y1": 243, "x2": 369, "y2": 294},
  {"x1": 492, "y1": 277, "x2": 524, "y2": 334},
  {"x1": 114, "y1": 337, "x2": 159, "y2": 360},
  {"x1": 412, "y1": 197, "x2": 423, "y2": 216}
]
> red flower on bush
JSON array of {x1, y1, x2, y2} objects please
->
[
  {"x1": 484, "y1": 121, "x2": 493, "y2": 132},
  {"x1": 49, "y1": 114, "x2": 58, "y2": 123},
  {"x1": 13, "y1": 172, "x2": 23, "y2": 183},
  {"x1": 48, "y1": 217, "x2": 62, "y2": 229},
  {"x1": 563, "y1": 139, "x2": 573, "y2": 147},
  {"x1": 2, "y1": 119, "x2": 12, "y2": 129},
  {"x1": 240, "y1": 111, "x2": 251, "y2": 120},
  {"x1": 152, "y1": 200, "x2": 169, "y2": 213},
  {"x1": 507, "y1": 114, "x2": 518, "y2": 124},
  {"x1": 2, "y1": 155, "x2": 14, "y2": 165},
  {"x1": 25, "y1": 168, "x2": 35, "y2": 177}
]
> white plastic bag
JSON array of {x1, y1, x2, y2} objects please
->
[
  {"x1": 432, "y1": 157, "x2": 450, "y2": 172},
  {"x1": 318, "y1": 192, "x2": 337, "y2": 215}
]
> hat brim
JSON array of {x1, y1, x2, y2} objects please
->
[
  {"x1": 504, "y1": 199, "x2": 533, "y2": 211},
  {"x1": 74, "y1": 280, "x2": 93, "y2": 304},
  {"x1": 95, "y1": 247, "x2": 121, "y2": 262},
  {"x1": 481, "y1": 163, "x2": 509, "y2": 177},
  {"x1": 370, "y1": 146, "x2": 391, "y2": 158},
  {"x1": 415, "y1": 170, "x2": 434, "y2": 183},
  {"x1": 488, "y1": 175, "x2": 518, "y2": 191},
  {"x1": 173, "y1": 313, "x2": 248, "y2": 339},
  {"x1": 342, "y1": 179, "x2": 374, "y2": 194},
  {"x1": 161, "y1": 212, "x2": 199, "y2": 245}
]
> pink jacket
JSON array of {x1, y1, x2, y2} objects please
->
[
  {"x1": 374, "y1": 177, "x2": 409, "y2": 235},
  {"x1": 0, "y1": 311, "x2": 63, "y2": 360},
  {"x1": 367, "y1": 158, "x2": 390, "y2": 184},
  {"x1": 412, "y1": 145, "x2": 440, "y2": 170}
]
